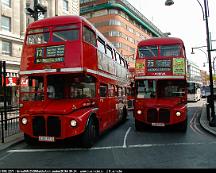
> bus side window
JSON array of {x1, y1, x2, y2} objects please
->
[
  {"x1": 47, "y1": 85, "x2": 55, "y2": 98},
  {"x1": 100, "y1": 84, "x2": 108, "y2": 97},
  {"x1": 83, "y1": 26, "x2": 96, "y2": 46}
]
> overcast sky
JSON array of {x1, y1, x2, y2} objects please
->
[{"x1": 127, "y1": 0, "x2": 216, "y2": 72}]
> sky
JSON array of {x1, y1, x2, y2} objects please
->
[{"x1": 127, "y1": 0, "x2": 216, "y2": 72}]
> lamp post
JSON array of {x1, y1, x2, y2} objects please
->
[
  {"x1": 166, "y1": 0, "x2": 216, "y2": 126},
  {"x1": 191, "y1": 46, "x2": 208, "y2": 59}
]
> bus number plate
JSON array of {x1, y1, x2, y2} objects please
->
[
  {"x1": 39, "y1": 136, "x2": 55, "y2": 142},
  {"x1": 151, "y1": 123, "x2": 165, "y2": 127}
]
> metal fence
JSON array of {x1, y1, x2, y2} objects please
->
[{"x1": 0, "y1": 107, "x2": 20, "y2": 143}]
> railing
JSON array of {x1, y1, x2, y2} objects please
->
[
  {"x1": 206, "y1": 95, "x2": 216, "y2": 121},
  {"x1": 0, "y1": 107, "x2": 20, "y2": 143}
]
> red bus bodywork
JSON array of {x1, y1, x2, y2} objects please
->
[
  {"x1": 134, "y1": 37, "x2": 187, "y2": 131},
  {"x1": 19, "y1": 16, "x2": 129, "y2": 147}
]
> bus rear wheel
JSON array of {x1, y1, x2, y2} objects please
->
[{"x1": 81, "y1": 117, "x2": 98, "y2": 148}]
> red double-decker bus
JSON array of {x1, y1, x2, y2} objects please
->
[
  {"x1": 19, "y1": 16, "x2": 129, "y2": 147},
  {"x1": 134, "y1": 37, "x2": 187, "y2": 131}
]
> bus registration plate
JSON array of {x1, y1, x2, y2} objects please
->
[
  {"x1": 151, "y1": 123, "x2": 165, "y2": 127},
  {"x1": 39, "y1": 136, "x2": 55, "y2": 142}
]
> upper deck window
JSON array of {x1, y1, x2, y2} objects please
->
[
  {"x1": 83, "y1": 26, "x2": 96, "y2": 46},
  {"x1": 27, "y1": 28, "x2": 49, "y2": 45},
  {"x1": 53, "y1": 25, "x2": 79, "y2": 42},
  {"x1": 27, "y1": 32, "x2": 49, "y2": 45},
  {"x1": 138, "y1": 46, "x2": 158, "y2": 58},
  {"x1": 106, "y1": 46, "x2": 113, "y2": 58},
  {"x1": 53, "y1": 30, "x2": 79, "y2": 42},
  {"x1": 160, "y1": 45, "x2": 181, "y2": 57}
]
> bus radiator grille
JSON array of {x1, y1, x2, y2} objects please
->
[
  {"x1": 158, "y1": 108, "x2": 170, "y2": 123},
  {"x1": 32, "y1": 116, "x2": 46, "y2": 136},
  {"x1": 147, "y1": 108, "x2": 170, "y2": 123},
  {"x1": 47, "y1": 116, "x2": 61, "y2": 137},
  {"x1": 32, "y1": 116, "x2": 61, "y2": 137},
  {"x1": 147, "y1": 109, "x2": 157, "y2": 122}
]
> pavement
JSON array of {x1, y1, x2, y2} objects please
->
[{"x1": 1, "y1": 102, "x2": 216, "y2": 151}]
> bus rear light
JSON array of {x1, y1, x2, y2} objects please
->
[
  {"x1": 21, "y1": 117, "x2": 28, "y2": 125},
  {"x1": 137, "y1": 110, "x2": 142, "y2": 115},
  {"x1": 70, "y1": 119, "x2": 77, "y2": 127},
  {"x1": 176, "y1": 111, "x2": 181, "y2": 117}
]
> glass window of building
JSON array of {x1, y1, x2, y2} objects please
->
[
  {"x1": 110, "y1": 31, "x2": 120, "y2": 37},
  {"x1": 109, "y1": 20, "x2": 121, "y2": 26},
  {"x1": 93, "y1": 10, "x2": 108, "y2": 17},
  {"x1": 2, "y1": 0, "x2": 11, "y2": 7},
  {"x1": 63, "y1": 0, "x2": 69, "y2": 11},
  {"x1": 109, "y1": 9, "x2": 118, "y2": 14},
  {"x1": 2, "y1": 40, "x2": 12, "y2": 55},
  {"x1": 1, "y1": 16, "x2": 11, "y2": 32}
]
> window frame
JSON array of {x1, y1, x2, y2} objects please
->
[{"x1": 1, "y1": 16, "x2": 11, "y2": 32}]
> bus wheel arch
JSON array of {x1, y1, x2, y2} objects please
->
[
  {"x1": 24, "y1": 133, "x2": 37, "y2": 145},
  {"x1": 175, "y1": 118, "x2": 188, "y2": 132},
  {"x1": 81, "y1": 113, "x2": 99, "y2": 148}
]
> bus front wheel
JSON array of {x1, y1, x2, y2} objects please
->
[
  {"x1": 24, "y1": 134, "x2": 36, "y2": 145},
  {"x1": 81, "y1": 117, "x2": 98, "y2": 148},
  {"x1": 135, "y1": 119, "x2": 146, "y2": 131},
  {"x1": 175, "y1": 118, "x2": 187, "y2": 132}
]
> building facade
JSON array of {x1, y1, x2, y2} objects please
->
[
  {"x1": 0, "y1": 0, "x2": 79, "y2": 106},
  {"x1": 80, "y1": 0, "x2": 165, "y2": 68},
  {"x1": 187, "y1": 60, "x2": 202, "y2": 84}
]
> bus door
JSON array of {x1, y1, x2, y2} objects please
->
[
  {"x1": 116, "y1": 86, "x2": 125, "y2": 121},
  {"x1": 98, "y1": 83, "x2": 113, "y2": 130}
]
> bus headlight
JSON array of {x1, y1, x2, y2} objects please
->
[
  {"x1": 176, "y1": 111, "x2": 181, "y2": 117},
  {"x1": 21, "y1": 118, "x2": 28, "y2": 125},
  {"x1": 70, "y1": 120, "x2": 77, "y2": 127},
  {"x1": 137, "y1": 110, "x2": 142, "y2": 115},
  {"x1": 19, "y1": 103, "x2": 23, "y2": 108}
]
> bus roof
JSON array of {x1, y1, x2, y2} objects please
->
[
  {"x1": 26, "y1": 15, "x2": 118, "y2": 53},
  {"x1": 138, "y1": 37, "x2": 184, "y2": 46},
  {"x1": 27, "y1": 15, "x2": 86, "y2": 29}
]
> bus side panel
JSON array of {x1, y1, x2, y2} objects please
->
[
  {"x1": 82, "y1": 42, "x2": 97, "y2": 71},
  {"x1": 64, "y1": 41, "x2": 82, "y2": 68}
]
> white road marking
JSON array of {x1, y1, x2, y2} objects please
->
[
  {"x1": 7, "y1": 141, "x2": 216, "y2": 153},
  {"x1": 0, "y1": 152, "x2": 13, "y2": 161},
  {"x1": 190, "y1": 108, "x2": 205, "y2": 135},
  {"x1": 123, "y1": 127, "x2": 131, "y2": 148}
]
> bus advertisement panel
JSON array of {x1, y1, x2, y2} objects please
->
[
  {"x1": 19, "y1": 16, "x2": 129, "y2": 147},
  {"x1": 134, "y1": 37, "x2": 187, "y2": 131}
]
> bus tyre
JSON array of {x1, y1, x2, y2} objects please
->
[
  {"x1": 135, "y1": 120, "x2": 144, "y2": 131},
  {"x1": 81, "y1": 117, "x2": 98, "y2": 148},
  {"x1": 24, "y1": 134, "x2": 36, "y2": 145},
  {"x1": 176, "y1": 118, "x2": 187, "y2": 132},
  {"x1": 122, "y1": 107, "x2": 128, "y2": 122}
]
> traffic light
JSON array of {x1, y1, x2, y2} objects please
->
[{"x1": 26, "y1": 0, "x2": 47, "y2": 21}]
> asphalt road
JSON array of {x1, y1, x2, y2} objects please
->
[{"x1": 0, "y1": 99, "x2": 216, "y2": 169}]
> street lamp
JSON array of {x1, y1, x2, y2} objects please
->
[
  {"x1": 165, "y1": 0, "x2": 174, "y2": 6},
  {"x1": 191, "y1": 46, "x2": 208, "y2": 59},
  {"x1": 166, "y1": 0, "x2": 216, "y2": 126}
]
